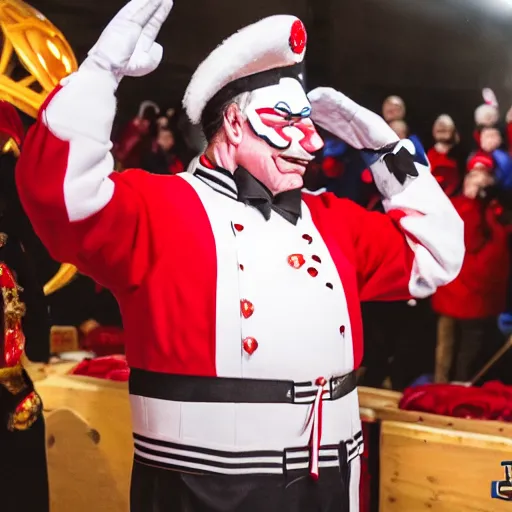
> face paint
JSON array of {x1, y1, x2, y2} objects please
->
[
  {"x1": 245, "y1": 78, "x2": 321, "y2": 152},
  {"x1": 235, "y1": 77, "x2": 324, "y2": 195}
]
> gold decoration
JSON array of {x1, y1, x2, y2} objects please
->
[
  {"x1": 0, "y1": 0, "x2": 77, "y2": 118},
  {"x1": 8, "y1": 389, "x2": 42, "y2": 430},
  {"x1": 3, "y1": 284, "x2": 26, "y2": 321},
  {"x1": 0, "y1": 362, "x2": 25, "y2": 394},
  {"x1": 43, "y1": 262, "x2": 78, "y2": 296},
  {"x1": 0, "y1": 266, "x2": 42, "y2": 431},
  {"x1": 0, "y1": 0, "x2": 78, "y2": 294},
  {"x1": 1, "y1": 136, "x2": 19, "y2": 156}
]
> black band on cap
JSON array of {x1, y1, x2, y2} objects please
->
[{"x1": 200, "y1": 62, "x2": 305, "y2": 139}]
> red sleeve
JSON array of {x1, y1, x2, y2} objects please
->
[
  {"x1": 15, "y1": 85, "x2": 164, "y2": 292},
  {"x1": 305, "y1": 193, "x2": 415, "y2": 302}
]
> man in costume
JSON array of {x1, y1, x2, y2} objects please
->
[{"x1": 15, "y1": 1, "x2": 464, "y2": 510}]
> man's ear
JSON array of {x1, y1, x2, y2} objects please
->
[{"x1": 223, "y1": 103, "x2": 244, "y2": 146}]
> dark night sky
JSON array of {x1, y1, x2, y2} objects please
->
[{"x1": 28, "y1": 0, "x2": 512, "y2": 150}]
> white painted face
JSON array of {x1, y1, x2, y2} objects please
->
[
  {"x1": 234, "y1": 77, "x2": 324, "y2": 194},
  {"x1": 244, "y1": 77, "x2": 322, "y2": 155},
  {"x1": 236, "y1": 78, "x2": 324, "y2": 194}
]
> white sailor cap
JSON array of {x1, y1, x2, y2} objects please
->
[{"x1": 183, "y1": 15, "x2": 308, "y2": 126}]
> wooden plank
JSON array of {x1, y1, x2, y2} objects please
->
[
  {"x1": 372, "y1": 407, "x2": 512, "y2": 439},
  {"x1": 46, "y1": 408, "x2": 127, "y2": 512},
  {"x1": 358, "y1": 386, "x2": 402, "y2": 410},
  {"x1": 37, "y1": 374, "x2": 132, "y2": 508},
  {"x1": 379, "y1": 421, "x2": 512, "y2": 512}
]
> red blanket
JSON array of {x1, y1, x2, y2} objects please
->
[
  {"x1": 81, "y1": 326, "x2": 125, "y2": 357},
  {"x1": 399, "y1": 382, "x2": 512, "y2": 421},
  {"x1": 70, "y1": 355, "x2": 130, "y2": 382}
]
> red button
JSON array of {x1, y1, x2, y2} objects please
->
[
  {"x1": 288, "y1": 254, "x2": 306, "y2": 269},
  {"x1": 302, "y1": 234, "x2": 313, "y2": 244},
  {"x1": 239, "y1": 264, "x2": 244, "y2": 271},
  {"x1": 312, "y1": 255, "x2": 321, "y2": 263},
  {"x1": 243, "y1": 337, "x2": 258, "y2": 355},
  {"x1": 307, "y1": 267, "x2": 319, "y2": 277},
  {"x1": 340, "y1": 325, "x2": 345, "y2": 336},
  {"x1": 316, "y1": 376, "x2": 327, "y2": 386},
  {"x1": 241, "y1": 299, "x2": 254, "y2": 319},
  {"x1": 234, "y1": 224, "x2": 244, "y2": 232}
]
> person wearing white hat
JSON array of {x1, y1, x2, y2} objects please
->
[{"x1": 14, "y1": 0, "x2": 464, "y2": 510}]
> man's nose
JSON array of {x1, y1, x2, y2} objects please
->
[{"x1": 300, "y1": 127, "x2": 324, "y2": 154}]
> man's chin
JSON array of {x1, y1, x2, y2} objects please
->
[{"x1": 273, "y1": 174, "x2": 304, "y2": 194}]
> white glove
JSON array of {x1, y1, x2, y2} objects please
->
[
  {"x1": 308, "y1": 87, "x2": 399, "y2": 150},
  {"x1": 80, "y1": 0, "x2": 173, "y2": 84}
]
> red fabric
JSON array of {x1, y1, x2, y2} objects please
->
[
  {"x1": 467, "y1": 150, "x2": 494, "y2": 172},
  {"x1": 169, "y1": 156, "x2": 184, "y2": 175},
  {"x1": 360, "y1": 169, "x2": 373, "y2": 184},
  {"x1": 400, "y1": 382, "x2": 512, "y2": 421},
  {"x1": 473, "y1": 129, "x2": 481, "y2": 148},
  {"x1": 113, "y1": 119, "x2": 151, "y2": 169},
  {"x1": 0, "y1": 101, "x2": 24, "y2": 146},
  {"x1": 16, "y1": 115, "x2": 219, "y2": 377},
  {"x1": 81, "y1": 326, "x2": 125, "y2": 357},
  {"x1": 199, "y1": 154, "x2": 215, "y2": 169},
  {"x1": 426, "y1": 147, "x2": 460, "y2": 197},
  {"x1": 321, "y1": 156, "x2": 345, "y2": 178},
  {"x1": 70, "y1": 355, "x2": 130, "y2": 382},
  {"x1": 305, "y1": 193, "x2": 415, "y2": 367},
  {"x1": 507, "y1": 123, "x2": 512, "y2": 155},
  {"x1": 432, "y1": 196, "x2": 509, "y2": 319}
]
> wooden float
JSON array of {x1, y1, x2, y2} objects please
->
[
  {"x1": 359, "y1": 386, "x2": 512, "y2": 511},
  {"x1": 32, "y1": 368, "x2": 512, "y2": 512}
]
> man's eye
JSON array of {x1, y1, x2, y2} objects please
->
[{"x1": 274, "y1": 101, "x2": 292, "y2": 117}]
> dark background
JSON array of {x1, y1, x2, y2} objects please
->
[{"x1": 27, "y1": 0, "x2": 512, "y2": 155}]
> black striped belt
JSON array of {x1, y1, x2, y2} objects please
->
[
  {"x1": 133, "y1": 430, "x2": 363, "y2": 476},
  {"x1": 129, "y1": 369, "x2": 357, "y2": 405}
]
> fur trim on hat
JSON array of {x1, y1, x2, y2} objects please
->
[{"x1": 183, "y1": 15, "x2": 306, "y2": 125}]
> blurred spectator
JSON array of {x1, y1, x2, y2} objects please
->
[
  {"x1": 113, "y1": 100, "x2": 159, "y2": 169},
  {"x1": 141, "y1": 126, "x2": 185, "y2": 175},
  {"x1": 383, "y1": 95, "x2": 428, "y2": 165},
  {"x1": 389, "y1": 119, "x2": 409, "y2": 139},
  {"x1": 382, "y1": 95, "x2": 406, "y2": 123},
  {"x1": 427, "y1": 114, "x2": 462, "y2": 197},
  {"x1": 432, "y1": 158, "x2": 510, "y2": 383},
  {"x1": 473, "y1": 91, "x2": 500, "y2": 150}
]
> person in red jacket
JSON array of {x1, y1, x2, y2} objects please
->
[
  {"x1": 113, "y1": 100, "x2": 159, "y2": 169},
  {"x1": 426, "y1": 114, "x2": 461, "y2": 197},
  {"x1": 433, "y1": 153, "x2": 510, "y2": 383}
]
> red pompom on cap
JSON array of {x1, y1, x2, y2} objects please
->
[{"x1": 289, "y1": 20, "x2": 307, "y2": 54}]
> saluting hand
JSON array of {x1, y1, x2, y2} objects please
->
[
  {"x1": 81, "y1": 0, "x2": 174, "y2": 84},
  {"x1": 307, "y1": 87, "x2": 399, "y2": 151}
]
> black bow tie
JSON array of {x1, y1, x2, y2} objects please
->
[{"x1": 233, "y1": 167, "x2": 302, "y2": 225}]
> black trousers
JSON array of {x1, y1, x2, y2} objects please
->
[
  {"x1": 130, "y1": 461, "x2": 352, "y2": 512},
  {"x1": 360, "y1": 300, "x2": 436, "y2": 390},
  {"x1": 453, "y1": 317, "x2": 498, "y2": 383},
  {"x1": 0, "y1": 414, "x2": 49, "y2": 512}
]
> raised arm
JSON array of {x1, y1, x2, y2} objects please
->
[
  {"x1": 15, "y1": 0, "x2": 173, "y2": 291},
  {"x1": 308, "y1": 87, "x2": 464, "y2": 300}
]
